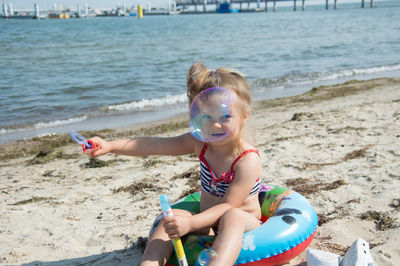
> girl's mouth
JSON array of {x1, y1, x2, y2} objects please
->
[{"x1": 211, "y1": 133, "x2": 226, "y2": 137}]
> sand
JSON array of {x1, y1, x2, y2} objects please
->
[{"x1": 0, "y1": 77, "x2": 399, "y2": 266}]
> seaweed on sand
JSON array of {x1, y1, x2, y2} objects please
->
[
  {"x1": 317, "y1": 205, "x2": 348, "y2": 226},
  {"x1": 11, "y1": 196, "x2": 55, "y2": 206},
  {"x1": 318, "y1": 199, "x2": 360, "y2": 226},
  {"x1": 171, "y1": 168, "x2": 201, "y2": 199},
  {"x1": 81, "y1": 157, "x2": 128, "y2": 168},
  {"x1": 328, "y1": 126, "x2": 366, "y2": 134},
  {"x1": 290, "y1": 112, "x2": 325, "y2": 122},
  {"x1": 179, "y1": 178, "x2": 201, "y2": 199},
  {"x1": 318, "y1": 213, "x2": 331, "y2": 226},
  {"x1": 313, "y1": 233, "x2": 349, "y2": 256},
  {"x1": 301, "y1": 145, "x2": 372, "y2": 170},
  {"x1": 285, "y1": 177, "x2": 346, "y2": 196},
  {"x1": 112, "y1": 179, "x2": 161, "y2": 196},
  {"x1": 1, "y1": 134, "x2": 73, "y2": 162},
  {"x1": 27, "y1": 149, "x2": 79, "y2": 165},
  {"x1": 142, "y1": 157, "x2": 163, "y2": 168},
  {"x1": 171, "y1": 167, "x2": 199, "y2": 181},
  {"x1": 389, "y1": 198, "x2": 400, "y2": 210},
  {"x1": 290, "y1": 112, "x2": 314, "y2": 121},
  {"x1": 360, "y1": 211, "x2": 397, "y2": 231},
  {"x1": 256, "y1": 78, "x2": 399, "y2": 110},
  {"x1": 342, "y1": 145, "x2": 371, "y2": 161}
]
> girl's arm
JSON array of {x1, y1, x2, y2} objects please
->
[
  {"x1": 89, "y1": 132, "x2": 198, "y2": 157},
  {"x1": 189, "y1": 152, "x2": 262, "y2": 232}
]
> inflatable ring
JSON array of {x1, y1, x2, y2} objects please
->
[{"x1": 149, "y1": 184, "x2": 318, "y2": 265}]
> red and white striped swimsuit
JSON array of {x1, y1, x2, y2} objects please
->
[{"x1": 199, "y1": 143, "x2": 261, "y2": 198}]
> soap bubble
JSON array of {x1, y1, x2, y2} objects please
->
[
  {"x1": 196, "y1": 248, "x2": 218, "y2": 265},
  {"x1": 189, "y1": 87, "x2": 237, "y2": 143}
]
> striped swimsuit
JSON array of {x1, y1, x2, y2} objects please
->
[{"x1": 199, "y1": 143, "x2": 261, "y2": 197}]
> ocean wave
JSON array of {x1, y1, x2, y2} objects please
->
[
  {"x1": 0, "y1": 116, "x2": 88, "y2": 135},
  {"x1": 316, "y1": 63, "x2": 400, "y2": 82},
  {"x1": 105, "y1": 93, "x2": 188, "y2": 112},
  {"x1": 33, "y1": 116, "x2": 88, "y2": 129},
  {"x1": 254, "y1": 62, "x2": 400, "y2": 89}
]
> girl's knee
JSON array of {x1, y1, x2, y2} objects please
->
[
  {"x1": 220, "y1": 208, "x2": 244, "y2": 225},
  {"x1": 152, "y1": 209, "x2": 192, "y2": 229},
  {"x1": 219, "y1": 208, "x2": 260, "y2": 232},
  {"x1": 171, "y1": 208, "x2": 193, "y2": 217},
  {"x1": 225, "y1": 207, "x2": 244, "y2": 217}
]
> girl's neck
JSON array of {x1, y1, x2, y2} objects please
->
[{"x1": 208, "y1": 138, "x2": 244, "y2": 156}]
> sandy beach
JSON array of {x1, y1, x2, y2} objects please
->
[{"x1": 1, "y1": 77, "x2": 399, "y2": 266}]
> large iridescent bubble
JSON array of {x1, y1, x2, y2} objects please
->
[{"x1": 189, "y1": 87, "x2": 237, "y2": 143}]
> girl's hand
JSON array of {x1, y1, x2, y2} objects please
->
[
  {"x1": 163, "y1": 215, "x2": 191, "y2": 239},
  {"x1": 88, "y1": 136, "x2": 112, "y2": 157}
]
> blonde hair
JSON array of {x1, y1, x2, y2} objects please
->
[{"x1": 186, "y1": 62, "x2": 252, "y2": 153}]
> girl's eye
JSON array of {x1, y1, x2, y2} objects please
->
[
  {"x1": 202, "y1": 114, "x2": 212, "y2": 120},
  {"x1": 222, "y1": 114, "x2": 232, "y2": 119}
]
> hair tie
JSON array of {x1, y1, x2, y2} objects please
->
[{"x1": 210, "y1": 69, "x2": 216, "y2": 75}]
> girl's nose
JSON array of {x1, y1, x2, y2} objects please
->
[{"x1": 212, "y1": 121, "x2": 222, "y2": 128}]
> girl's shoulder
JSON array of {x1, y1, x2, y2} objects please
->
[
  {"x1": 239, "y1": 142, "x2": 259, "y2": 156},
  {"x1": 233, "y1": 144, "x2": 261, "y2": 168}
]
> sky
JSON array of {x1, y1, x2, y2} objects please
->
[{"x1": 4, "y1": 0, "x2": 383, "y2": 10}]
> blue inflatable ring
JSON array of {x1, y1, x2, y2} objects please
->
[{"x1": 150, "y1": 184, "x2": 318, "y2": 265}]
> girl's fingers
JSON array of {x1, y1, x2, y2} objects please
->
[
  {"x1": 87, "y1": 137, "x2": 108, "y2": 157},
  {"x1": 165, "y1": 227, "x2": 179, "y2": 238},
  {"x1": 163, "y1": 218, "x2": 183, "y2": 238},
  {"x1": 163, "y1": 218, "x2": 178, "y2": 234},
  {"x1": 164, "y1": 216, "x2": 175, "y2": 223},
  {"x1": 163, "y1": 220, "x2": 176, "y2": 230},
  {"x1": 168, "y1": 233, "x2": 179, "y2": 239},
  {"x1": 165, "y1": 228, "x2": 177, "y2": 235},
  {"x1": 88, "y1": 146, "x2": 103, "y2": 157},
  {"x1": 89, "y1": 149, "x2": 104, "y2": 158},
  {"x1": 164, "y1": 227, "x2": 179, "y2": 238}
]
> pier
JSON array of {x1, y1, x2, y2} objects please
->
[
  {"x1": 175, "y1": 0, "x2": 377, "y2": 12},
  {"x1": 1, "y1": 0, "x2": 377, "y2": 19}
]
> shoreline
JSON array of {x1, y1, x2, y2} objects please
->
[
  {"x1": 2, "y1": 64, "x2": 400, "y2": 146},
  {"x1": 1, "y1": 77, "x2": 399, "y2": 265}
]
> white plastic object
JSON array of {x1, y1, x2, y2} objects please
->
[
  {"x1": 307, "y1": 248, "x2": 341, "y2": 266},
  {"x1": 340, "y1": 238, "x2": 377, "y2": 266}
]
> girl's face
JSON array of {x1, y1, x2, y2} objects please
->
[{"x1": 190, "y1": 87, "x2": 242, "y2": 143}]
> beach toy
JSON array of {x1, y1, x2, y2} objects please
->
[
  {"x1": 69, "y1": 131, "x2": 98, "y2": 153},
  {"x1": 159, "y1": 194, "x2": 189, "y2": 266},
  {"x1": 189, "y1": 87, "x2": 237, "y2": 143},
  {"x1": 150, "y1": 185, "x2": 318, "y2": 265},
  {"x1": 307, "y1": 249, "x2": 341, "y2": 266},
  {"x1": 307, "y1": 238, "x2": 378, "y2": 266},
  {"x1": 340, "y1": 238, "x2": 377, "y2": 266}
]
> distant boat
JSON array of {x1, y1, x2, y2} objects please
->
[
  {"x1": 169, "y1": 10, "x2": 181, "y2": 15},
  {"x1": 48, "y1": 12, "x2": 70, "y2": 19},
  {"x1": 216, "y1": 2, "x2": 239, "y2": 13}
]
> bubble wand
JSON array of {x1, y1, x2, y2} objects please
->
[
  {"x1": 69, "y1": 131, "x2": 98, "y2": 153},
  {"x1": 159, "y1": 194, "x2": 188, "y2": 266}
]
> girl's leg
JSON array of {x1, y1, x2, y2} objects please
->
[
  {"x1": 140, "y1": 214, "x2": 173, "y2": 266},
  {"x1": 209, "y1": 208, "x2": 261, "y2": 266},
  {"x1": 141, "y1": 209, "x2": 212, "y2": 266}
]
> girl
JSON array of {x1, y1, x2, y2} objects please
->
[{"x1": 89, "y1": 62, "x2": 262, "y2": 266}]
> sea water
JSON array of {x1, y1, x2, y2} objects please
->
[{"x1": 1, "y1": 0, "x2": 399, "y2": 143}]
